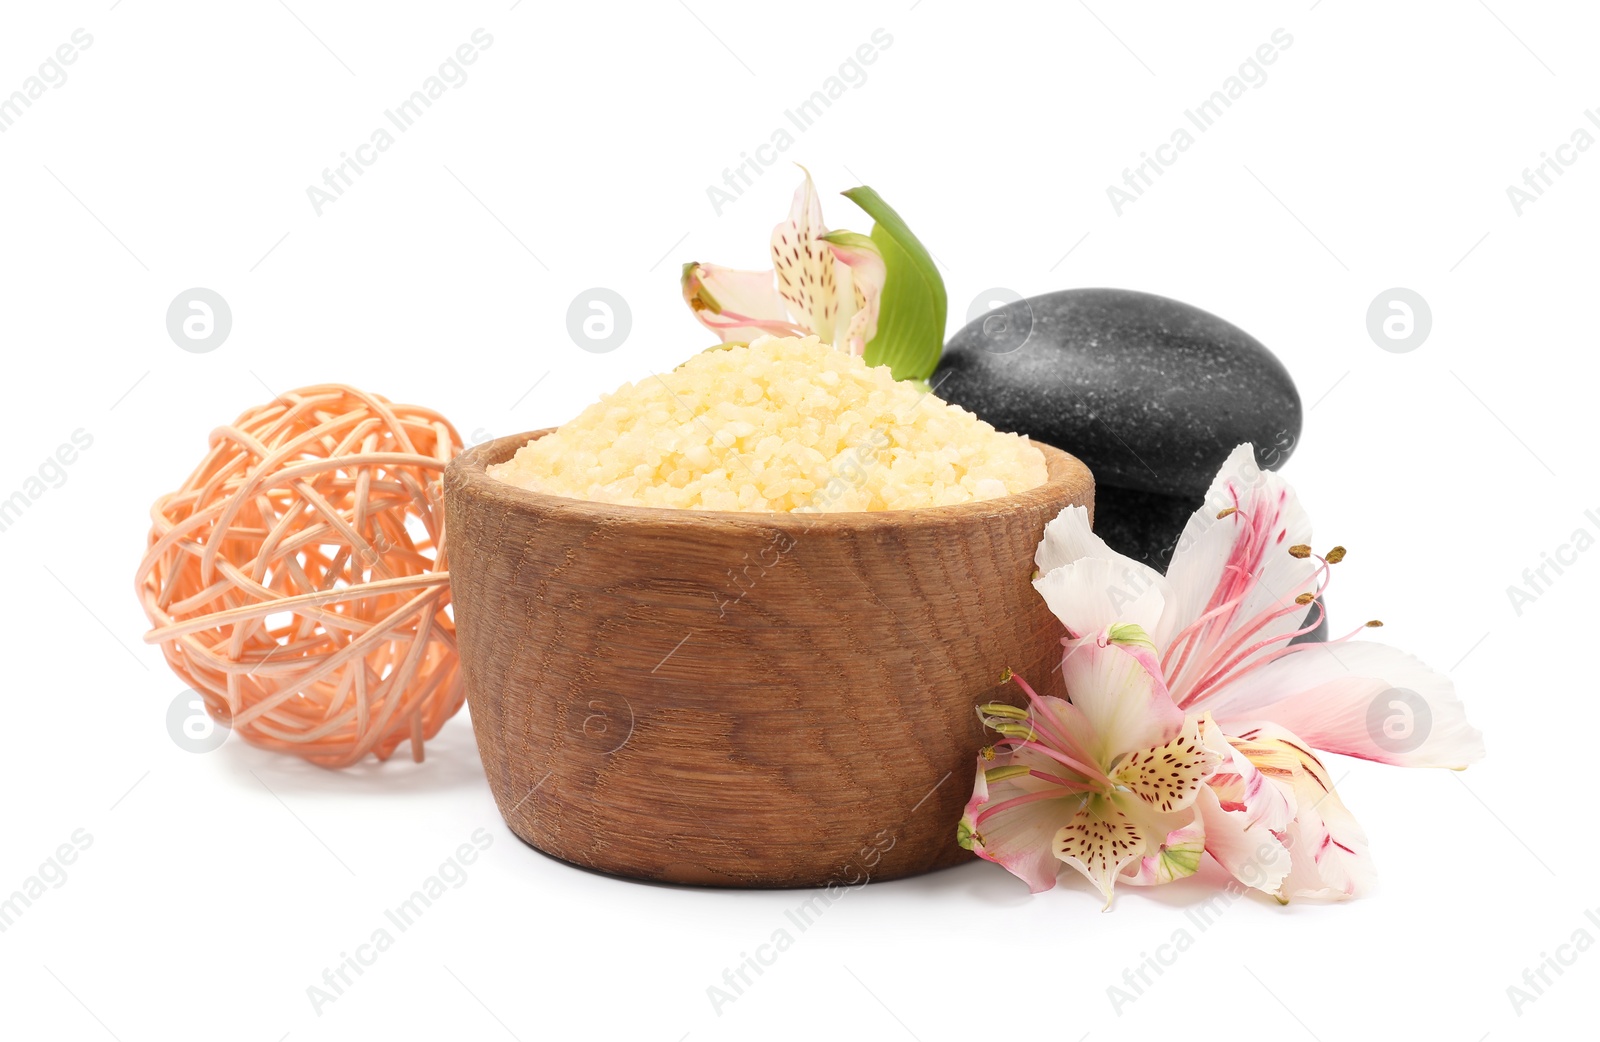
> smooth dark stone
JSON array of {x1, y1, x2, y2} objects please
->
[
  {"x1": 1092, "y1": 484, "x2": 1196, "y2": 571},
  {"x1": 1090, "y1": 485, "x2": 1329, "y2": 644},
  {"x1": 937, "y1": 288, "x2": 1302, "y2": 497}
]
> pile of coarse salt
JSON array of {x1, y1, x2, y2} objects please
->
[{"x1": 487, "y1": 335, "x2": 1047, "y2": 512}]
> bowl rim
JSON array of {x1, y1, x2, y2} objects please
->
[{"x1": 446, "y1": 429, "x2": 1095, "y2": 533}]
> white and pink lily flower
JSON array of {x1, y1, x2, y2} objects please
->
[
  {"x1": 957, "y1": 625, "x2": 1223, "y2": 906},
  {"x1": 681, "y1": 168, "x2": 885, "y2": 355},
  {"x1": 1016, "y1": 443, "x2": 1484, "y2": 900}
]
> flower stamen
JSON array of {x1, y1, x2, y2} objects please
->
[
  {"x1": 1009, "y1": 671, "x2": 1102, "y2": 771},
  {"x1": 976, "y1": 787, "x2": 1084, "y2": 825},
  {"x1": 989, "y1": 736, "x2": 1113, "y2": 788},
  {"x1": 1170, "y1": 553, "x2": 1333, "y2": 704}
]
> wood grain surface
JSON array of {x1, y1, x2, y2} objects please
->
[{"x1": 444, "y1": 430, "x2": 1095, "y2": 887}]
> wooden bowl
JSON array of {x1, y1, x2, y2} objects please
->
[{"x1": 444, "y1": 431, "x2": 1094, "y2": 887}]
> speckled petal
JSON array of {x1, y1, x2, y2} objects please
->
[
  {"x1": 1052, "y1": 799, "x2": 1150, "y2": 908},
  {"x1": 1113, "y1": 713, "x2": 1222, "y2": 815},
  {"x1": 770, "y1": 168, "x2": 843, "y2": 343}
]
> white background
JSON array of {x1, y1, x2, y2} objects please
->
[{"x1": 0, "y1": 1, "x2": 1592, "y2": 1038}]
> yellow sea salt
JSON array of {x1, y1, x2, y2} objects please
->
[{"x1": 488, "y1": 336, "x2": 1048, "y2": 512}]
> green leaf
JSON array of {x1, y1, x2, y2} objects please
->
[{"x1": 841, "y1": 186, "x2": 946, "y2": 382}]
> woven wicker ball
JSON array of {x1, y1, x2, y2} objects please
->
[{"x1": 136, "y1": 384, "x2": 465, "y2": 768}]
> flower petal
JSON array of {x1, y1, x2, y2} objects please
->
[
  {"x1": 1035, "y1": 506, "x2": 1168, "y2": 587},
  {"x1": 1195, "y1": 734, "x2": 1295, "y2": 895},
  {"x1": 1113, "y1": 713, "x2": 1222, "y2": 815},
  {"x1": 959, "y1": 753, "x2": 1077, "y2": 893},
  {"x1": 1058, "y1": 632, "x2": 1184, "y2": 766},
  {"x1": 1230, "y1": 722, "x2": 1377, "y2": 900},
  {"x1": 1034, "y1": 556, "x2": 1170, "y2": 642},
  {"x1": 771, "y1": 168, "x2": 845, "y2": 343},
  {"x1": 1053, "y1": 797, "x2": 1150, "y2": 908},
  {"x1": 1278, "y1": 792, "x2": 1374, "y2": 901},
  {"x1": 1161, "y1": 444, "x2": 1320, "y2": 703},
  {"x1": 1033, "y1": 506, "x2": 1176, "y2": 644},
  {"x1": 1204, "y1": 641, "x2": 1485, "y2": 769},
  {"x1": 1120, "y1": 820, "x2": 1206, "y2": 887},
  {"x1": 820, "y1": 230, "x2": 884, "y2": 356},
  {"x1": 681, "y1": 263, "x2": 804, "y2": 343}
]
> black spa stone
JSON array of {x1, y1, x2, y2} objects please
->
[{"x1": 935, "y1": 288, "x2": 1302, "y2": 498}]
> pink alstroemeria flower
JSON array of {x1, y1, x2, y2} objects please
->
[
  {"x1": 1027, "y1": 443, "x2": 1485, "y2": 900},
  {"x1": 681, "y1": 168, "x2": 885, "y2": 355},
  {"x1": 957, "y1": 624, "x2": 1223, "y2": 906}
]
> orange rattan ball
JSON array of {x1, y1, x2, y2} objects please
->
[{"x1": 136, "y1": 384, "x2": 465, "y2": 768}]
